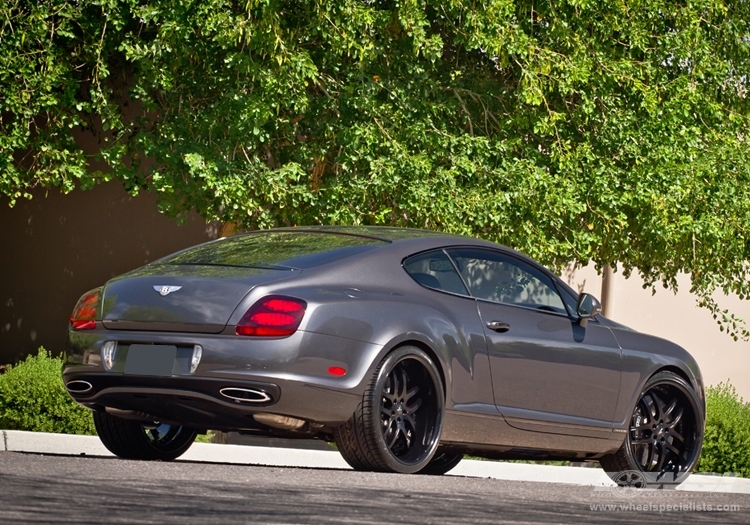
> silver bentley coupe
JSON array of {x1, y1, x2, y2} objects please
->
[{"x1": 63, "y1": 227, "x2": 704, "y2": 487}]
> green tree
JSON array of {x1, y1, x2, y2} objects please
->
[{"x1": 3, "y1": 1, "x2": 750, "y2": 336}]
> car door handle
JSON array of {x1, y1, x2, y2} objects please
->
[{"x1": 487, "y1": 320, "x2": 511, "y2": 333}]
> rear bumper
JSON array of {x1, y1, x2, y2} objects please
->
[{"x1": 63, "y1": 327, "x2": 384, "y2": 430}]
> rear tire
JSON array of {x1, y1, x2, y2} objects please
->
[
  {"x1": 334, "y1": 346, "x2": 445, "y2": 473},
  {"x1": 418, "y1": 449, "x2": 463, "y2": 475},
  {"x1": 600, "y1": 371, "x2": 703, "y2": 488},
  {"x1": 94, "y1": 411, "x2": 197, "y2": 461}
]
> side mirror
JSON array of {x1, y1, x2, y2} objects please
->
[{"x1": 576, "y1": 293, "x2": 602, "y2": 327}]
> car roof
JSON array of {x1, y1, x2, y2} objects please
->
[
  {"x1": 256, "y1": 226, "x2": 587, "y2": 299},
  {"x1": 247, "y1": 225, "x2": 465, "y2": 243},
  {"x1": 211, "y1": 226, "x2": 596, "y2": 308},
  {"x1": 228, "y1": 226, "x2": 624, "y2": 325},
  {"x1": 234, "y1": 225, "x2": 536, "y2": 265}
]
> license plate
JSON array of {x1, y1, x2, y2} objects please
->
[{"x1": 124, "y1": 345, "x2": 177, "y2": 376}]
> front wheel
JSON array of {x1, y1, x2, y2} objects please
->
[
  {"x1": 335, "y1": 346, "x2": 445, "y2": 473},
  {"x1": 94, "y1": 411, "x2": 197, "y2": 461},
  {"x1": 600, "y1": 371, "x2": 703, "y2": 488}
]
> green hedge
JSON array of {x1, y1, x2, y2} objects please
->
[
  {"x1": 696, "y1": 382, "x2": 750, "y2": 477},
  {"x1": 0, "y1": 348, "x2": 94, "y2": 434}
]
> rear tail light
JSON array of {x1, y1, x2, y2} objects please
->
[
  {"x1": 236, "y1": 296, "x2": 307, "y2": 337},
  {"x1": 70, "y1": 288, "x2": 102, "y2": 330}
]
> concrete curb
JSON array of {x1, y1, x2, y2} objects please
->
[{"x1": 3, "y1": 430, "x2": 748, "y2": 494}]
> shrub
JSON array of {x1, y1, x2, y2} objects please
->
[
  {"x1": 696, "y1": 382, "x2": 750, "y2": 477},
  {"x1": 0, "y1": 348, "x2": 95, "y2": 435}
]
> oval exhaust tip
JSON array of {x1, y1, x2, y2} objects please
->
[
  {"x1": 66, "y1": 380, "x2": 93, "y2": 394},
  {"x1": 219, "y1": 387, "x2": 272, "y2": 404}
]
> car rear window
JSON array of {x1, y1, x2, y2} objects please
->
[{"x1": 162, "y1": 231, "x2": 389, "y2": 269}]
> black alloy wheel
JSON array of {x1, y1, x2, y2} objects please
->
[
  {"x1": 600, "y1": 371, "x2": 703, "y2": 488},
  {"x1": 418, "y1": 449, "x2": 464, "y2": 475},
  {"x1": 335, "y1": 346, "x2": 445, "y2": 473},
  {"x1": 94, "y1": 411, "x2": 197, "y2": 461}
]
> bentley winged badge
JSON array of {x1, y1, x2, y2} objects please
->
[{"x1": 154, "y1": 285, "x2": 182, "y2": 296}]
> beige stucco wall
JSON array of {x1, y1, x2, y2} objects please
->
[
  {"x1": 0, "y1": 182, "x2": 216, "y2": 365},
  {"x1": 562, "y1": 265, "x2": 750, "y2": 400}
]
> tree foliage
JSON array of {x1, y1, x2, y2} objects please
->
[{"x1": 3, "y1": 1, "x2": 750, "y2": 336}]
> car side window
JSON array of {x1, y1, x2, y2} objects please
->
[
  {"x1": 403, "y1": 250, "x2": 469, "y2": 296},
  {"x1": 558, "y1": 285, "x2": 580, "y2": 318},
  {"x1": 445, "y1": 248, "x2": 567, "y2": 314}
]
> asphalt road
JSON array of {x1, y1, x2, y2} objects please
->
[{"x1": 1, "y1": 452, "x2": 748, "y2": 524}]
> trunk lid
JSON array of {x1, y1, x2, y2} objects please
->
[{"x1": 101, "y1": 264, "x2": 297, "y2": 333}]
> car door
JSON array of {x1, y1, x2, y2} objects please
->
[
  {"x1": 445, "y1": 247, "x2": 622, "y2": 438},
  {"x1": 402, "y1": 248, "x2": 514, "y2": 445}
]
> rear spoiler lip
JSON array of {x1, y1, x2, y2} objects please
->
[{"x1": 101, "y1": 320, "x2": 226, "y2": 333}]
